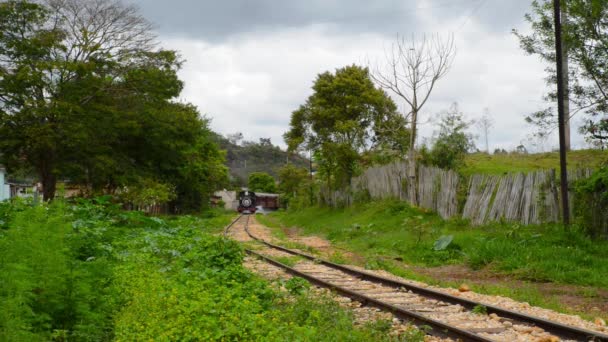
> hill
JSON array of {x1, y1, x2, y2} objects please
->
[
  {"x1": 462, "y1": 149, "x2": 608, "y2": 175},
  {"x1": 213, "y1": 134, "x2": 309, "y2": 186}
]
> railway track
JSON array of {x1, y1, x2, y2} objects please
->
[{"x1": 224, "y1": 214, "x2": 608, "y2": 342}]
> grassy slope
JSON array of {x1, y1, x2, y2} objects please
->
[
  {"x1": 462, "y1": 149, "x2": 608, "y2": 175},
  {"x1": 259, "y1": 201, "x2": 608, "y2": 319}
]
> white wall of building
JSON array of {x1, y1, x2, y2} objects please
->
[
  {"x1": 214, "y1": 190, "x2": 238, "y2": 210},
  {"x1": 0, "y1": 168, "x2": 8, "y2": 201}
]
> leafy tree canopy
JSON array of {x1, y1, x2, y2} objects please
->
[
  {"x1": 284, "y1": 64, "x2": 409, "y2": 189},
  {"x1": 421, "y1": 103, "x2": 475, "y2": 170},
  {"x1": 0, "y1": 0, "x2": 227, "y2": 210},
  {"x1": 514, "y1": 0, "x2": 608, "y2": 147},
  {"x1": 248, "y1": 172, "x2": 277, "y2": 193}
]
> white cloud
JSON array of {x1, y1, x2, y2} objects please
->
[{"x1": 160, "y1": 11, "x2": 586, "y2": 152}]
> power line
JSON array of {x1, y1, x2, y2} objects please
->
[{"x1": 455, "y1": 0, "x2": 488, "y2": 33}]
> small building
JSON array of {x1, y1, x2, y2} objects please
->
[
  {"x1": 9, "y1": 182, "x2": 35, "y2": 199},
  {"x1": 0, "y1": 166, "x2": 10, "y2": 201},
  {"x1": 213, "y1": 190, "x2": 239, "y2": 210}
]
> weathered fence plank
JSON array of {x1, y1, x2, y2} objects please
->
[{"x1": 321, "y1": 160, "x2": 592, "y2": 226}]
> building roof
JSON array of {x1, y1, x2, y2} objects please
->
[{"x1": 255, "y1": 192, "x2": 279, "y2": 198}]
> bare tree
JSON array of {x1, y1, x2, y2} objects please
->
[
  {"x1": 475, "y1": 108, "x2": 494, "y2": 153},
  {"x1": 42, "y1": 0, "x2": 158, "y2": 102},
  {"x1": 371, "y1": 34, "x2": 455, "y2": 204}
]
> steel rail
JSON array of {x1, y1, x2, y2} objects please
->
[
  {"x1": 246, "y1": 248, "x2": 492, "y2": 341},
  {"x1": 244, "y1": 221, "x2": 608, "y2": 342},
  {"x1": 240, "y1": 218, "x2": 490, "y2": 342},
  {"x1": 222, "y1": 214, "x2": 245, "y2": 236}
]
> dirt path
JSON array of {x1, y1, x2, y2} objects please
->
[{"x1": 251, "y1": 216, "x2": 608, "y2": 333}]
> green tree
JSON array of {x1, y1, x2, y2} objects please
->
[
  {"x1": 422, "y1": 103, "x2": 475, "y2": 170},
  {"x1": 0, "y1": 0, "x2": 228, "y2": 208},
  {"x1": 514, "y1": 0, "x2": 608, "y2": 147},
  {"x1": 278, "y1": 164, "x2": 310, "y2": 207},
  {"x1": 248, "y1": 172, "x2": 277, "y2": 193},
  {"x1": 284, "y1": 65, "x2": 407, "y2": 190}
]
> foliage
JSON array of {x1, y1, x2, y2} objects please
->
[
  {"x1": 0, "y1": 200, "x2": 123, "y2": 341},
  {"x1": 284, "y1": 277, "x2": 311, "y2": 295},
  {"x1": 214, "y1": 134, "x2": 309, "y2": 186},
  {"x1": 0, "y1": 200, "x2": 402, "y2": 341},
  {"x1": 514, "y1": 0, "x2": 608, "y2": 146},
  {"x1": 574, "y1": 165, "x2": 608, "y2": 237},
  {"x1": 262, "y1": 199, "x2": 608, "y2": 288},
  {"x1": 0, "y1": 0, "x2": 227, "y2": 207},
  {"x1": 472, "y1": 305, "x2": 488, "y2": 315},
  {"x1": 278, "y1": 164, "x2": 312, "y2": 208},
  {"x1": 421, "y1": 103, "x2": 475, "y2": 170},
  {"x1": 248, "y1": 171, "x2": 277, "y2": 193},
  {"x1": 118, "y1": 178, "x2": 176, "y2": 208},
  {"x1": 284, "y1": 65, "x2": 409, "y2": 190}
]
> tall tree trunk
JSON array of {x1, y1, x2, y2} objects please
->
[
  {"x1": 39, "y1": 160, "x2": 57, "y2": 201},
  {"x1": 407, "y1": 110, "x2": 418, "y2": 205}
]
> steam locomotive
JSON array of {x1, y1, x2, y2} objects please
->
[{"x1": 237, "y1": 190, "x2": 257, "y2": 214}]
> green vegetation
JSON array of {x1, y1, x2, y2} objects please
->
[
  {"x1": 274, "y1": 256, "x2": 305, "y2": 267},
  {"x1": 575, "y1": 166, "x2": 608, "y2": 237},
  {"x1": 420, "y1": 103, "x2": 475, "y2": 170},
  {"x1": 214, "y1": 134, "x2": 309, "y2": 186},
  {"x1": 248, "y1": 172, "x2": 278, "y2": 193},
  {"x1": 462, "y1": 149, "x2": 608, "y2": 175},
  {"x1": 0, "y1": 1, "x2": 227, "y2": 208},
  {"x1": 278, "y1": 164, "x2": 314, "y2": 209},
  {"x1": 262, "y1": 200, "x2": 608, "y2": 288},
  {"x1": 284, "y1": 64, "x2": 409, "y2": 190},
  {"x1": 0, "y1": 199, "x2": 407, "y2": 341},
  {"x1": 472, "y1": 305, "x2": 488, "y2": 315},
  {"x1": 514, "y1": 0, "x2": 608, "y2": 148}
]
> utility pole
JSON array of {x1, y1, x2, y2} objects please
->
[
  {"x1": 561, "y1": 5, "x2": 571, "y2": 151},
  {"x1": 553, "y1": 0, "x2": 570, "y2": 226}
]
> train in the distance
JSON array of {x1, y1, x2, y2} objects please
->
[{"x1": 237, "y1": 190, "x2": 257, "y2": 214}]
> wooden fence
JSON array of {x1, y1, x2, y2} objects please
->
[{"x1": 321, "y1": 161, "x2": 592, "y2": 226}]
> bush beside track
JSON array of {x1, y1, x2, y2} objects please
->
[{"x1": 0, "y1": 199, "x2": 399, "y2": 341}]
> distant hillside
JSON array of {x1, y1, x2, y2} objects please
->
[
  {"x1": 213, "y1": 134, "x2": 309, "y2": 186},
  {"x1": 462, "y1": 149, "x2": 608, "y2": 175}
]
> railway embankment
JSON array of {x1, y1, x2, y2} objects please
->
[
  {"x1": 256, "y1": 201, "x2": 608, "y2": 326},
  {"x1": 230, "y1": 214, "x2": 608, "y2": 341}
]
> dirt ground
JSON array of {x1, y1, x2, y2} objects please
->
[
  {"x1": 412, "y1": 264, "x2": 608, "y2": 318},
  {"x1": 260, "y1": 218, "x2": 608, "y2": 321}
]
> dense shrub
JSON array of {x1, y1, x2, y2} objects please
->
[
  {"x1": 0, "y1": 200, "x2": 120, "y2": 341},
  {"x1": 575, "y1": 166, "x2": 608, "y2": 238},
  {"x1": 0, "y1": 200, "x2": 401, "y2": 341}
]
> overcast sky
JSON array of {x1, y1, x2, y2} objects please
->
[{"x1": 129, "y1": 0, "x2": 588, "y2": 152}]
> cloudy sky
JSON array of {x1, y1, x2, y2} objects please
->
[{"x1": 129, "y1": 0, "x2": 587, "y2": 152}]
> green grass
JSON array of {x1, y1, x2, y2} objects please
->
[
  {"x1": 274, "y1": 255, "x2": 305, "y2": 267},
  {"x1": 260, "y1": 202, "x2": 608, "y2": 320},
  {"x1": 260, "y1": 200, "x2": 608, "y2": 289},
  {"x1": 462, "y1": 149, "x2": 608, "y2": 175}
]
